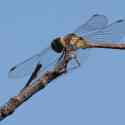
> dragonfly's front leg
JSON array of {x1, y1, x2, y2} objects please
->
[{"x1": 61, "y1": 45, "x2": 81, "y2": 73}]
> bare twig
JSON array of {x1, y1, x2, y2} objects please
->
[
  {"x1": 0, "y1": 42, "x2": 125, "y2": 121},
  {"x1": 0, "y1": 48, "x2": 71, "y2": 121}
]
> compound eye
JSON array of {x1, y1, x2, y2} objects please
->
[{"x1": 51, "y1": 38, "x2": 64, "y2": 53}]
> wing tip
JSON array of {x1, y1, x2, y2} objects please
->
[
  {"x1": 93, "y1": 14, "x2": 100, "y2": 17},
  {"x1": 10, "y1": 66, "x2": 16, "y2": 72},
  {"x1": 8, "y1": 66, "x2": 17, "y2": 78},
  {"x1": 93, "y1": 14, "x2": 105, "y2": 17},
  {"x1": 117, "y1": 19, "x2": 125, "y2": 23}
]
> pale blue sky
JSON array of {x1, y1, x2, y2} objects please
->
[{"x1": 0, "y1": 0, "x2": 125, "y2": 124}]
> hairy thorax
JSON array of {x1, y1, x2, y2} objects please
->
[{"x1": 62, "y1": 33, "x2": 89, "y2": 49}]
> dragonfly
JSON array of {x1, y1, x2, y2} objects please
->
[{"x1": 8, "y1": 14, "x2": 125, "y2": 87}]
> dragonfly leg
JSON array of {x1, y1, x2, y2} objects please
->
[
  {"x1": 65, "y1": 53, "x2": 81, "y2": 73},
  {"x1": 23, "y1": 63, "x2": 42, "y2": 89},
  {"x1": 73, "y1": 54, "x2": 80, "y2": 67},
  {"x1": 71, "y1": 52, "x2": 80, "y2": 67}
]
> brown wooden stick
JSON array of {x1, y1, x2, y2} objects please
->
[
  {"x1": 0, "y1": 49, "x2": 71, "y2": 121},
  {"x1": 0, "y1": 71, "x2": 62, "y2": 121},
  {"x1": 1, "y1": 42, "x2": 125, "y2": 121}
]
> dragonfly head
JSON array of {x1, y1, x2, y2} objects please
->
[{"x1": 51, "y1": 37, "x2": 65, "y2": 53}]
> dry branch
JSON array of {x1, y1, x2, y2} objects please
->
[
  {"x1": 0, "y1": 71, "x2": 62, "y2": 121},
  {"x1": 0, "y1": 42, "x2": 125, "y2": 121},
  {"x1": 0, "y1": 47, "x2": 71, "y2": 121}
]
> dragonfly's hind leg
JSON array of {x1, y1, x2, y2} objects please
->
[
  {"x1": 23, "y1": 63, "x2": 42, "y2": 89},
  {"x1": 66, "y1": 53, "x2": 81, "y2": 72},
  {"x1": 73, "y1": 54, "x2": 80, "y2": 67}
]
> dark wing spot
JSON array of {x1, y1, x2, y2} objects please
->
[
  {"x1": 117, "y1": 19, "x2": 124, "y2": 23},
  {"x1": 10, "y1": 66, "x2": 17, "y2": 72},
  {"x1": 93, "y1": 14, "x2": 99, "y2": 17}
]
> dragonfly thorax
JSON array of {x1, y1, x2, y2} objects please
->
[
  {"x1": 51, "y1": 34, "x2": 89, "y2": 53},
  {"x1": 64, "y1": 33, "x2": 89, "y2": 49}
]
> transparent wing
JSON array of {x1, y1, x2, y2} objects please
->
[
  {"x1": 72, "y1": 14, "x2": 108, "y2": 68},
  {"x1": 24, "y1": 53, "x2": 62, "y2": 84},
  {"x1": 74, "y1": 14, "x2": 108, "y2": 35},
  {"x1": 8, "y1": 47, "x2": 60, "y2": 78},
  {"x1": 84, "y1": 19, "x2": 125, "y2": 42},
  {"x1": 73, "y1": 19, "x2": 125, "y2": 69},
  {"x1": 67, "y1": 48, "x2": 90, "y2": 71}
]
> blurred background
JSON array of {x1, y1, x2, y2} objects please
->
[{"x1": 0, "y1": 0, "x2": 125, "y2": 124}]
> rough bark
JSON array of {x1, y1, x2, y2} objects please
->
[
  {"x1": 0, "y1": 48, "x2": 70, "y2": 121},
  {"x1": 1, "y1": 42, "x2": 125, "y2": 121}
]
